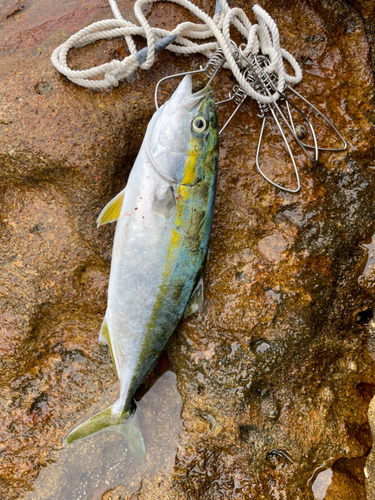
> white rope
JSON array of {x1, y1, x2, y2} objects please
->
[{"x1": 51, "y1": 0, "x2": 302, "y2": 102}]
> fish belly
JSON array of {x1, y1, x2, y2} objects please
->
[
  {"x1": 106, "y1": 151, "x2": 215, "y2": 419},
  {"x1": 106, "y1": 152, "x2": 175, "y2": 414}
]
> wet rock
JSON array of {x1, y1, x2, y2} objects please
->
[
  {"x1": 34, "y1": 82, "x2": 53, "y2": 95},
  {"x1": 0, "y1": 0, "x2": 375, "y2": 499},
  {"x1": 314, "y1": 458, "x2": 367, "y2": 499}
]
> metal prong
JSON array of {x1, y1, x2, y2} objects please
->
[
  {"x1": 285, "y1": 84, "x2": 347, "y2": 152},
  {"x1": 273, "y1": 94, "x2": 318, "y2": 163},
  {"x1": 219, "y1": 97, "x2": 245, "y2": 135},
  {"x1": 256, "y1": 111, "x2": 301, "y2": 194},
  {"x1": 215, "y1": 86, "x2": 240, "y2": 106},
  {"x1": 285, "y1": 100, "x2": 318, "y2": 162},
  {"x1": 217, "y1": 86, "x2": 248, "y2": 135}
]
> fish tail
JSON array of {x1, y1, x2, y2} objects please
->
[{"x1": 65, "y1": 405, "x2": 146, "y2": 464}]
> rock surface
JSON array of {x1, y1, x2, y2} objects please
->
[{"x1": 1, "y1": 0, "x2": 375, "y2": 499}]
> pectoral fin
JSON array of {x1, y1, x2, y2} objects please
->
[
  {"x1": 184, "y1": 273, "x2": 204, "y2": 317},
  {"x1": 97, "y1": 189, "x2": 125, "y2": 227},
  {"x1": 152, "y1": 187, "x2": 176, "y2": 219},
  {"x1": 99, "y1": 318, "x2": 118, "y2": 377}
]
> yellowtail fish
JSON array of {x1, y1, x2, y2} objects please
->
[{"x1": 66, "y1": 75, "x2": 218, "y2": 462}]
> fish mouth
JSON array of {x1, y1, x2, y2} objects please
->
[{"x1": 182, "y1": 76, "x2": 212, "y2": 112}]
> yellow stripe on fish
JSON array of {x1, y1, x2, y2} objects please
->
[{"x1": 133, "y1": 96, "x2": 218, "y2": 381}]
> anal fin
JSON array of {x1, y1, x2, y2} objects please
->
[
  {"x1": 97, "y1": 189, "x2": 125, "y2": 227},
  {"x1": 99, "y1": 317, "x2": 118, "y2": 377}
]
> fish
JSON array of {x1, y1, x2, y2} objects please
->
[{"x1": 65, "y1": 75, "x2": 219, "y2": 462}]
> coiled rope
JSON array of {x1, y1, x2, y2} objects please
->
[{"x1": 51, "y1": 0, "x2": 302, "y2": 104}]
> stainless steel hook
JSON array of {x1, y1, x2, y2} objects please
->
[
  {"x1": 217, "y1": 43, "x2": 348, "y2": 193},
  {"x1": 239, "y1": 49, "x2": 319, "y2": 164},
  {"x1": 238, "y1": 45, "x2": 346, "y2": 154},
  {"x1": 215, "y1": 64, "x2": 312, "y2": 193}
]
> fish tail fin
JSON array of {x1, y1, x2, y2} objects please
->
[{"x1": 65, "y1": 405, "x2": 146, "y2": 464}]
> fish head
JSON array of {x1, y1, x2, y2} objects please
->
[{"x1": 145, "y1": 75, "x2": 218, "y2": 185}]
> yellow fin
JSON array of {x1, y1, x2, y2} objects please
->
[
  {"x1": 99, "y1": 318, "x2": 118, "y2": 377},
  {"x1": 97, "y1": 189, "x2": 125, "y2": 227}
]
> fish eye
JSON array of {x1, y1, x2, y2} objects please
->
[{"x1": 192, "y1": 116, "x2": 207, "y2": 133}]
